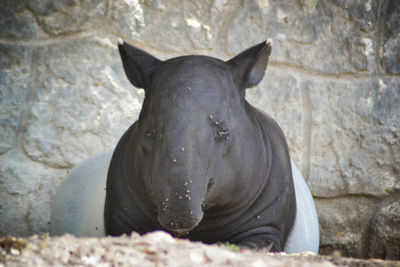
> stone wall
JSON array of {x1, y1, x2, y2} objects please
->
[{"x1": 0, "y1": 0, "x2": 399, "y2": 259}]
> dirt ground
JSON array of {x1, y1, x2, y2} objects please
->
[{"x1": 1, "y1": 231, "x2": 399, "y2": 267}]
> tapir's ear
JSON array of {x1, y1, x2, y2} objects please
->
[
  {"x1": 227, "y1": 40, "x2": 272, "y2": 89},
  {"x1": 118, "y1": 39, "x2": 161, "y2": 89}
]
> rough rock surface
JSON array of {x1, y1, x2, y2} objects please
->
[
  {"x1": 0, "y1": 0, "x2": 399, "y2": 259},
  {"x1": 368, "y1": 202, "x2": 400, "y2": 260},
  {"x1": 1, "y1": 232, "x2": 399, "y2": 267}
]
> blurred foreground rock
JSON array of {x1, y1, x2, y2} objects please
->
[{"x1": 1, "y1": 231, "x2": 399, "y2": 267}]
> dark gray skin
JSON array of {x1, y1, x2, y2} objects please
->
[{"x1": 104, "y1": 40, "x2": 296, "y2": 251}]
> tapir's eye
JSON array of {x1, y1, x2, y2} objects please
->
[
  {"x1": 142, "y1": 129, "x2": 155, "y2": 154},
  {"x1": 215, "y1": 125, "x2": 229, "y2": 141},
  {"x1": 145, "y1": 129, "x2": 155, "y2": 139},
  {"x1": 208, "y1": 116, "x2": 230, "y2": 141}
]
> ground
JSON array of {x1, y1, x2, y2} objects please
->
[{"x1": 1, "y1": 231, "x2": 399, "y2": 267}]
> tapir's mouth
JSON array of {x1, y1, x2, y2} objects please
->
[
  {"x1": 168, "y1": 228, "x2": 192, "y2": 237},
  {"x1": 158, "y1": 212, "x2": 203, "y2": 236}
]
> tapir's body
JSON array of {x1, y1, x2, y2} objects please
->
[
  {"x1": 50, "y1": 150, "x2": 319, "y2": 253},
  {"x1": 50, "y1": 40, "x2": 319, "y2": 253}
]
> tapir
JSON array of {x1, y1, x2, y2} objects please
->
[{"x1": 50, "y1": 39, "x2": 319, "y2": 253}]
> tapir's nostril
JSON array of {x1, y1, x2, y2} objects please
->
[{"x1": 207, "y1": 178, "x2": 215, "y2": 191}]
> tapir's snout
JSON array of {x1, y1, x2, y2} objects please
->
[
  {"x1": 157, "y1": 203, "x2": 204, "y2": 236},
  {"x1": 152, "y1": 152, "x2": 207, "y2": 235}
]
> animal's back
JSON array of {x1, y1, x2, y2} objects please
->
[{"x1": 50, "y1": 150, "x2": 113, "y2": 236}]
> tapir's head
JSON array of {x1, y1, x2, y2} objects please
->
[{"x1": 118, "y1": 39, "x2": 271, "y2": 235}]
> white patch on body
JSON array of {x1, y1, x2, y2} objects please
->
[
  {"x1": 284, "y1": 160, "x2": 320, "y2": 253},
  {"x1": 50, "y1": 150, "x2": 113, "y2": 237}
]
